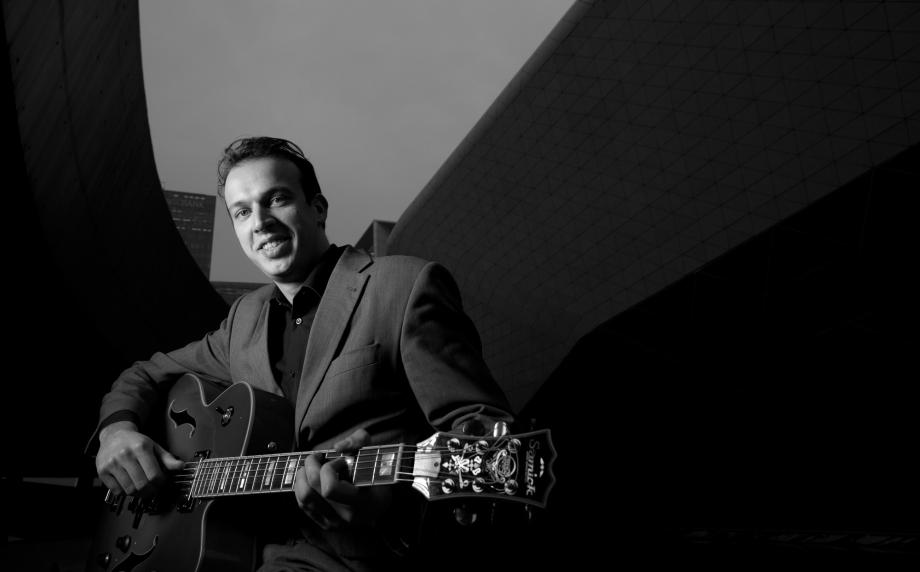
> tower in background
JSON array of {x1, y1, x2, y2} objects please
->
[{"x1": 163, "y1": 190, "x2": 215, "y2": 278}]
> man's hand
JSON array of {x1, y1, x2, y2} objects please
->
[
  {"x1": 96, "y1": 421, "x2": 183, "y2": 497},
  {"x1": 294, "y1": 428, "x2": 394, "y2": 530}
]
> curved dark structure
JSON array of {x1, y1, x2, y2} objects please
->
[{"x1": 3, "y1": 1, "x2": 227, "y2": 477}]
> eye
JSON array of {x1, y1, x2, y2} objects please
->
[
  {"x1": 269, "y1": 193, "x2": 289, "y2": 206},
  {"x1": 233, "y1": 208, "x2": 250, "y2": 220}
]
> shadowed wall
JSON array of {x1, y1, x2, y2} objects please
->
[
  {"x1": 389, "y1": 0, "x2": 919, "y2": 411},
  {"x1": 2, "y1": 1, "x2": 227, "y2": 479}
]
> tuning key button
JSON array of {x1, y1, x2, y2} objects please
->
[
  {"x1": 441, "y1": 478, "x2": 456, "y2": 494},
  {"x1": 508, "y1": 438, "x2": 521, "y2": 453},
  {"x1": 491, "y1": 421, "x2": 509, "y2": 437},
  {"x1": 115, "y1": 535, "x2": 132, "y2": 552},
  {"x1": 475, "y1": 440, "x2": 489, "y2": 454},
  {"x1": 503, "y1": 479, "x2": 519, "y2": 495},
  {"x1": 448, "y1": 438, "x2": 462, "y2": 453},
  {"x1": 472, "y1": 477, "x2": 486, "y2": 493}
]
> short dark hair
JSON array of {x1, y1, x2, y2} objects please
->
[{"x1": 217, "y1": 136, "x2": 324, "y2": 201}]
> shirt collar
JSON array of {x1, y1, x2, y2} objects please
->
[{"x1": 270, "y1": 244, "x2": 345, "y2": 307}]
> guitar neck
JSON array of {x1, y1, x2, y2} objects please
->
[
  {"x1": 175, "y1": 429, "x2": 555, "y2": 508},
  {"x1": 186, "y1": 444, "x2": 418, "y2": 499}
]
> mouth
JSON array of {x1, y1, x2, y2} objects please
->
[{"x1": 257, "y1": 236, "x2": 291, "y2": 256}]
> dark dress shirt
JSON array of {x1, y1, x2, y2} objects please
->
[{"x1": 268, "y1": 244, "x2": 344, "y2": 405}]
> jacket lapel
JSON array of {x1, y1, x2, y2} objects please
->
[{"x1": 293, "y1": 247, "x2": 372, "y2": 443}]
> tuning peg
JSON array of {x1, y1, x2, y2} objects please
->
[
  {"x1": 492, "y1": 421, "x2": 509, "y2": 437},
  {"x1": 457, "y1": 419, "x2": 486, "y2": 436}
]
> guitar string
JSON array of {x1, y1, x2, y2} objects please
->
[
  {"x1": 163, "y1": 445, "x2": 527, "y2": 494},
  {"x1": 172, "y1": 449, "x2": 513, "y2": 479},
  {"x1": 176, "y1": 475, "x2": 500, "y2": 497},
  {"x1": 177, "y1": 481, "x2": 513, "y2": 499},
  {"x1": 172, "y1": 457, "x2": 510, "y2": 492},
  {"x1": 173, "y1": 444, "x2": 508, "y2": 470},
  {"x1": 171, "y1": 469, "x2": 502, "y2": 487},
  {"x1": 171, "y1": 453, "x2": 501, "y2": 484},
  {"x1": 171, "y1": 455, "x2": 501, "y2": 483},
  {"x1": 174, "y1": 471, "x2": 470, "y2": 490},
  {"x1": 176, "y1": 443, "x2": 496, "y2": 462},
  {"x1": 171, "y1": 464, "x2": 495, "y2": 487}
]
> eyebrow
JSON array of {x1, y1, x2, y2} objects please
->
[{"x1": 227, "y1": 186, "x2": 292, "y2": 210}]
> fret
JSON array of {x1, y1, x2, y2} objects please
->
[
  {"x1": 271, "y1": 455, "x2": 285, "y2": 490},
  {"x1": 249, "y1": 457, "x2": 260, "y2": 491},
  {"x1": 263, "y1": 456, "x2": 275, "y2": 490},
  {"x1": 252, "y1": 456, "x2": 265, "y2": 491},
  {"x1": 200, "y1": 461, "x2": 212, "y2": 496},
  {"x1": 198, "y1": 461, "x2": 209, "y2": 496},
  {"x1": 372, "y1": 448, "x2": 380, "y2": 485},
  {"x1": 209, "y1": 460, "x2": 220, "y2": 494},
  {"x1": 232, "y1": 459, "x2": 242, "y2": 491},
  {"x1": 282, "y1": 456, "x2": 299, "y2": 488},
  {"x1": 190, "y1": 463, "x2": 201, "y2": 497},
  {"x1": 239, "y1": 459, "x2": 251, "y2": 491},
  {"x1": 193, "y1": 461, "x2": 206, "y2": 497},
  {"x1": 263, "y1": 458, "x2": 277, "y2": 489},
  {"x1": 226, "y1": 459, "x2": 239, "y2": 494},
  {"x1": 219, "y1": 460, "x2": 231, "y2": 493},
  {"x1": 353, "y1": 448, "x2": 375, "y2": 486},
  {"x1": 399, "y1": 446, "x2": 415, "y2": 479},
  {"x1": 378, "y1": 446, "x2": 398, "y2": 480}
]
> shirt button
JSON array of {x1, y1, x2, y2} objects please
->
[
  {"x1": 295, "y1": 318, "x2": 303, "y2": 325},
  {"x1": 290, "y1": 370, "x2": 296, "y2": 378}
]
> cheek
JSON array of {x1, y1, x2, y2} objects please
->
[{"x1": 232, "y1": 224, "x2": 251, "y2": 248}]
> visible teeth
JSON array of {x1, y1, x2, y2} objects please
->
[{"x1": 261, "y1": 240, "x2": 284, "y2": 250}]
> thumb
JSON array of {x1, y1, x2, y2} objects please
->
[{"x1": 155, "y1": 443, "x2": 184, "y2": 471}]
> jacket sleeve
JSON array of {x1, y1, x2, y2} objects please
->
[
  {"x1": 399, "y1": 262, "x2": 515, "y2": 433},
  {"x1": 89, "y1": 296, "x2": 242, "y2": 447}
]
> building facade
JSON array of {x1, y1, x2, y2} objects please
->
[{"x1": 163, "y1": 190, "x2": 216, "y2": 278}]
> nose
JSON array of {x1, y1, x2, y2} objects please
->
[{"x1": 251, "y1": 205, "x2": 276, "y2": 233}]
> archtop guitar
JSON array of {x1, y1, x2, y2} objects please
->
[{"x1": 87, "y1": 373, "x2": 556, "y2": 571}]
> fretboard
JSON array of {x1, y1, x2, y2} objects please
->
[{"x1": 189, "y1": 445, "x2": 408, "y2": 499}]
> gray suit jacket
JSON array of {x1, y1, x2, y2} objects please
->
[{"x1": 99, "y1": 246, "x2": 512, "y2": 450}]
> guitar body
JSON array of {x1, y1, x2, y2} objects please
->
[
  {"x1": 87, "y1": 374, "x2": 294, "y2": 572},
  {"x1": 88, "y1": 374, "x2": 557, "y2": 572}
]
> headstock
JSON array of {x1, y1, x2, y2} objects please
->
[{"x1": 410, "y1": 429, "x2": 555, "y2": 508}]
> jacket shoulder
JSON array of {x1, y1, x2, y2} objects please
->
[
  {"x1": 370, "y1": 253, "x2": 432, "y2": 274},
  {"x1": 228, "y1": 283, "x2": 274, "y2": 313}
]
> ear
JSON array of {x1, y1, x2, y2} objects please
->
[{"x1": 311, "y1": 194, "x2": 329, "y2": 224}]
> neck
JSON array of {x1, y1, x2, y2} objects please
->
[
  {"x1": 274, "y1": 281, "x2": 305, "y2": 304},
  {"x1": 273, "y1": 241, "x2": 331, "y2": 303}
]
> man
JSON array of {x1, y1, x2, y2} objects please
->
[{"x1": 94, "y1": 136, "x2": 514, "y2": 570}]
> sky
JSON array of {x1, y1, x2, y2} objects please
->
[{"x1": 139, "y1": 0, "x2": 572, "y2": 283}]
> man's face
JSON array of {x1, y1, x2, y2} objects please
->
[{"x1": 223, "y1": 156, "x2": 328, "y2": 285}]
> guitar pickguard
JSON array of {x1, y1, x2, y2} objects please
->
[{"x1": 111, "y1": 536, "x2": 158, "y2": 572}]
